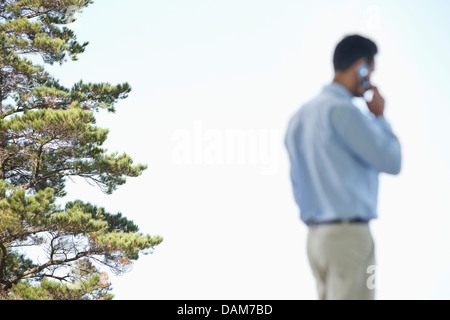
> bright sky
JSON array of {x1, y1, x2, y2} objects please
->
[{"x1": 45, "y1": 0, "x2": 450, "y2": 299}]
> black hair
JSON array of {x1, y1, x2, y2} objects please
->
[{"x1": 333, "y1": 35, "x2": 378, "y2": 71}]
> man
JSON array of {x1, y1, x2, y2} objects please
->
[{"x1": 284, "y1": 35, "x2": 402, "y2": 300}]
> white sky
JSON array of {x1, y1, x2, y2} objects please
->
[{"x1": 44, "y1": 0, "x2": 450, "y2": 299}]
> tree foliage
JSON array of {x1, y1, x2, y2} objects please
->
[{"x1": 0, "y1": 1, "x2": 162, "y2": 299}]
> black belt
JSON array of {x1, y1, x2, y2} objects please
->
[{"x1": 308, "y1": 218, "x2": 369, "y2": 226}]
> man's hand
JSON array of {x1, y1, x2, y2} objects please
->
[{"x1": 366, "y1": 86, "x2": 385, "y2": 117}]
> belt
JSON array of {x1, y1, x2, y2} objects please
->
[{"x1": 308, "y1": 218, "x2": 369, "y2": 226}]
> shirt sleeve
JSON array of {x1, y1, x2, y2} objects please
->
[{"x1": 330, "y1": 105, "x2": 402, "y2": 174}]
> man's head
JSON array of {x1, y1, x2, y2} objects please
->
[{"x1": 333, "y1": 35, "x2": 378, "y2": 97}]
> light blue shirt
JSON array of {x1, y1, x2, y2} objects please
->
[{"x1": 285, "y1": 82, "x2": 402, "y2": 225}]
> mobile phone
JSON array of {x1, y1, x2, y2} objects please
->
[{"x1": 358, "y1": 63, "x2": 371, "y2": 90}]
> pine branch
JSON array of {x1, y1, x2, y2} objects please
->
[{"x1": 7, "y1": 250, "x2": 90, "y2": 288}]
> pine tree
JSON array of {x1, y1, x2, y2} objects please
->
[{"x1": 0, "y1": 1, "x2": 162, "y2": 299}]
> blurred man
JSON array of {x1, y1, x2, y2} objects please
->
[{"x1": 285, "y1": 35, "x2": 401, "y2": 300}]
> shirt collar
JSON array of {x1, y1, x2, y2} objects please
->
[{"x1": 323, "y1": 81, "x2": 353, "y2": 99}]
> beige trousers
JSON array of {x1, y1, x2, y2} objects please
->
[{"x1": 307, "y1": 222, "x2": 375, "y2": 300}]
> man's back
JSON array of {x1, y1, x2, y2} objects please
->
[{"x1": 285, "y1": 82, "x2": 401, "y2": 225}]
